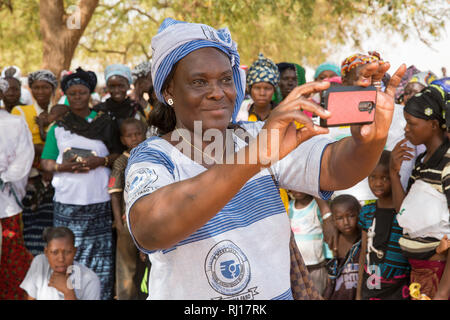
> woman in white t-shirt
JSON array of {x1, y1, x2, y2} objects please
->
[
  {"x1": 40, "y1": 68, "x2": 122, "y2": 300},
  {"x1": 21, "y1": 227, "x2": 100, "y2": 300},
  {"x1": 123, "y1": 18, "x2": 406, "y2": 300}
]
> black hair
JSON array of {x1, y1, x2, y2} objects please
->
[
  {"x1": 50, "y1": 104, "x2": 69, "y2": 113},
  {"x1": 147, "y1": 64, "x2": 178, "y2": 135},
  {"x1": 42, "y1": 227, "x2": 75, "y2": 246},
  {"x1": 147, "y1": 100, "x2": 176, "y2": 135},
  {"x1": 277, "y1": 62, "x2": 296, "y2": 75},
  {"x1": 377, "y1": 149, "x2": 391, "y2": 169},
  {"x1": 330, "y1": 194, "x2": 361, "y2": 215},
  {"x1": 120, "y1": 118, "x2": 147, "y2": 136}
]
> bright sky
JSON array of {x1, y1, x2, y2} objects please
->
[{"x1": 305, "y1": 22, "x2": 450, "y2": 81}]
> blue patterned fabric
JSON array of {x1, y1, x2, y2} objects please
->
[
  {"x1": 22, "y1": 186, "x2": 54, "y2": 256},
  {"x1": 53, "y1": 201, "x2": 114, "y2": 300},
  {"x1": 150, "y1": 17, "x2": 246, "y2": 123}
]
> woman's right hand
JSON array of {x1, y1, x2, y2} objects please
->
[
  {"x1": 255, "y1": 81, "x2": 332, "y2": 167},
  {"x1": 389, "y1": 138, "x2": 414, "y2": 176}
]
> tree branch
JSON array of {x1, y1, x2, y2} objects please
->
[
  {"x1": 79, "y1": 43, "x2": 127, "y2": 56},
  {"x1": 0, "y1": 0, "x2": 13, "y2": 12}
]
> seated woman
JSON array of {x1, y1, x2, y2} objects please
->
[{"x1": 20, "y1": 227, "x2": 100, "y2": 300}]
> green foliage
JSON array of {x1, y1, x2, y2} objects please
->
[
  {"x1": 0, "y1": 0, "x2": 40, "y2": 72},
  {"x1": 0, "y1": 0, "x2": 448, "y2": 74}
]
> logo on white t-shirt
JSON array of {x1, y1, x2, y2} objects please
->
[
  {"x1": 205, "y1": 240, "x2": 257, "y2": 300},
  {"x1": 126, "y1": 167, "x2": 159, "y2": 205}
]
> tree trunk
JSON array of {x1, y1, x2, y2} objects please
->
[{"x1": 39, "y1": 0, "x2": 98, "y2": 80}]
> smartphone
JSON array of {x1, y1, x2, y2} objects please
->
[{"x1": 320, "y1": 86, "x2": 377, "y2": 127}]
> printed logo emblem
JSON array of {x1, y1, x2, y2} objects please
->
[
  {"x1": 205, "y1": 240, "x2": 257, "y2": 299},
  {"x1": 125, "y1": 167, "x2": 159, "y2": 205},
  {"x1": 127, "y1": 168, "x2": 158, "y2": 194}
]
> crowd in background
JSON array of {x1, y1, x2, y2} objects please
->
[{"x1": 0, "y1": 18, "x2": 450, "y2": 300}]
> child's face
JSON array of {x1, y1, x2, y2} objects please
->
[
  {"x1": 48, "y1": 107, "x2": 68, "y2": 123},
  {"x1": 332, "y1": 203, "x2": 359, "y2": 236},
  {"x1": 404, "y1": 111, "x2": 435, "y2": 146},
  {"x1": 368, "y1": 163, "x2": 391, "y2": 199},
  {"x1": 289, "y1": 190, "x2": 311, "y2": 201},
  {"x1": 121, "y1": 124, "x2": 145, "y2": 150}
]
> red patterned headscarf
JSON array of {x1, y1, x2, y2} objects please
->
[{"x1": 341, "y1": 51, "x2": 382, "y2": 78}]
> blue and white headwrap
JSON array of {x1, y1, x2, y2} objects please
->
[
  {"x1": 105, "y1": 64, "x2": 133, "y2": 85},
  {"x1": 151, "y1": 18, "x2": 246, "y2": 123}
]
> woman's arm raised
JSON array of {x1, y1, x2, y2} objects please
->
[
  {"x1": 319, "y1": 63, "x2": 406, "y2": 191},
  {"x1": 129, "y1": 82, "x2": 333, "y2": 252}
]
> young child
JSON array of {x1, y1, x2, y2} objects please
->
[
  {"x1": 108, "y1": 118, "x2": 147, "y2": 300},
  {"x1": 323, "y1": 194, "x2": 361, "y2": 300},
  {"x1": 390, "y1": 83, "x2": 450, "y2": 300},
  {"x1": 357, "y1": 150, "x2": 411, "y2": 300},
  {"x1": 37, "y1": 104, "x2": 69, "y2": 142},
  {"x1": 287, "y1": 190, "x2": 334, "y2": 296}
]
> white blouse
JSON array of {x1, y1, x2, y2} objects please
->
[
  {"x1": 0, "y1": 110, "x2": 34, "y2": 218},
  {"x1": 20, "y1": 254, "x2": 101, "y2": 300}
]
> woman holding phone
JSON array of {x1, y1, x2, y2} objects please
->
[
  {"x1": 124, "y1": 18, "x2": 406, "y2": 300},
  {"x1": 40, "y1": 67, "x2": 121, "y2": 300}
]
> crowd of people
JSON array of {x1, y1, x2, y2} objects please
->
[{"x1": 0, "y1": 17, "x2": 449, "y2": 300}]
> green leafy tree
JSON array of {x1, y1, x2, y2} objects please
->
[{"x1": 0, "y1": 0, "x2": 448, "y2": 78}]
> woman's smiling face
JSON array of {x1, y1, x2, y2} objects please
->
[{"x1": 164, "y1": 47, "x2": 236, "y2": 132}]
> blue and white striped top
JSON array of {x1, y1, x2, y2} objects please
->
[{"x1": 124, "y1": 121, "x2": 333, "y2": 300}]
